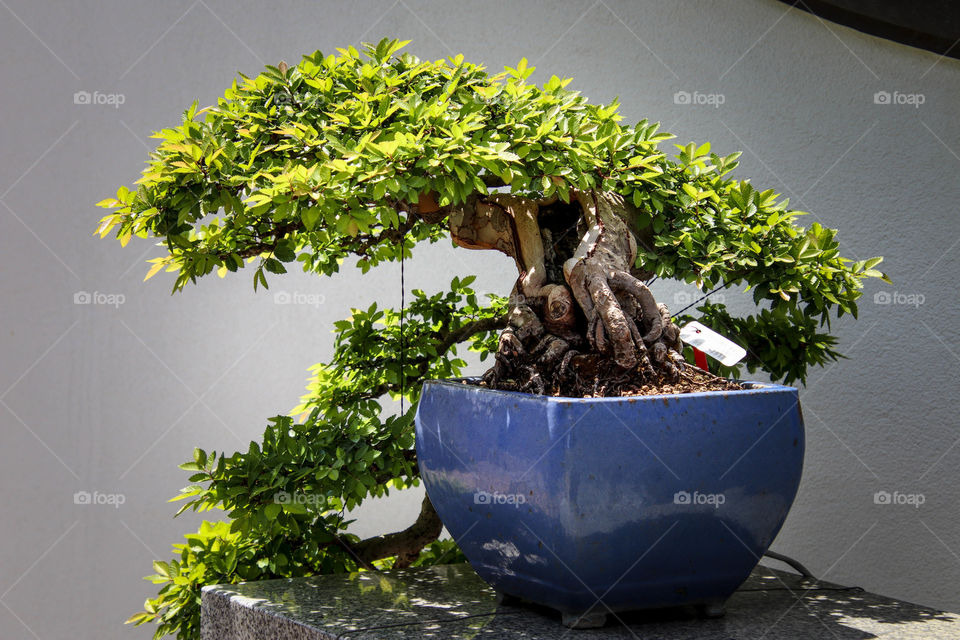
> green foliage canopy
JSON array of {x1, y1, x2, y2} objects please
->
[{"x1": 98, "y1": 38, "x2": 884, "y2": 342}]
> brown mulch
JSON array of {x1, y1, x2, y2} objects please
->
[
  {"x1": 476, "y1": 354, "x2": 743, "y2": 398},
  {"x1": 577, "y1": 366, "x2": 743, "y2": 397}
]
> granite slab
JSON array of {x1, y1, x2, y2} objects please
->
[{"x1": 202, "y1": 563, "x2": 960, "y2": 639}]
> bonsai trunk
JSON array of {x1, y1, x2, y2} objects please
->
[{"x1": 446, "y1": 188, "x2": 686, "y2": 396}]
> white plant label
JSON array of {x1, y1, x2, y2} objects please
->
[{"x1": 680, "y1": 321, "x2": 746, "y2": 366}]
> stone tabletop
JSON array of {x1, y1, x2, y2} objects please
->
[{"x1": 202, "y1": 563, "x2": 960, "y2": 639}]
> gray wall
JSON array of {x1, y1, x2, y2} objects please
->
[{"x1": 1, "y1": 1, "x2": 958, "y2": 637}]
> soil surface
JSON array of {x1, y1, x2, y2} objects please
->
[{"x1": 476, "y1": 354, "x2": 743, "y2": 398}]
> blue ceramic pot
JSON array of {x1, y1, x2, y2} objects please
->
[{"x1": 415, "y1": 379, "x2": 804, "y2": 627}]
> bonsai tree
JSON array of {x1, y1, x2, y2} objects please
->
[{"x1": 101, "y1": 39, "x2": 885, "y2": 639}]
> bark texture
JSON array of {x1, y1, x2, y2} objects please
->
[
  {"x1": 448, "y1": 188, "x2": 690, "y2": 396},
  {"x1": 351, "y1": 495, "x2": 443, "y2": 569}
]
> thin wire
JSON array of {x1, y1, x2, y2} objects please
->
[
  {"x1": 400, "y1": 233, "x2": 405, "y2": 416},
  {"x1": 737, "y1": 586, "x2": 865, "y2": 593},
  {"x1": 673, "y1": 283, "x2": 726, "y2": 316},
  {"x1": 764, "y1": 550, "x2": 815, "y2": 578}
]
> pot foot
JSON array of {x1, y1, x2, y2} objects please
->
[
  {"x1": 696, "y1": 601, "x2": 726, "y2": 618},
  {"x1": 561, "y1": 610, "x2": 607, "y2": 629},
  {"x1": 495, "y1": 590, "x2": 522, "y2": 606}
]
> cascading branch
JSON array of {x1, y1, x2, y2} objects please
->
[{"x1": 101, "y1": 39, "x2": 887, "y2": 639}]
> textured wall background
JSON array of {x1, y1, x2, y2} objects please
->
[{"x1": 1, "y1": 1, "x2": 958, "y2": 637}]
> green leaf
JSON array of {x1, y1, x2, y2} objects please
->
[
  {"x1": 264, "y1": 503, "x2": 281, "y2": 520},
  {"x1": 264, "y1": 258, "x2": 287, "y2": 274},
  {"x1": 274, "y1": 244, "x2": 296, "y2": 262},
  {"x1": 301, "y1": 207, "x2": 321, "y2": 231},
  {"x1": 282, "y1": 501, "x2": 308, "y2": 515}
]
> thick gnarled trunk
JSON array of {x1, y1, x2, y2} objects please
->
[{"x1": 447, "y1": 189, "x2": 686, "y2": 396}]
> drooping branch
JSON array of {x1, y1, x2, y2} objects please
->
[
  {"x1": 331, "y1": 314, "x2": 508, "y2": 567},
  {"x1": 436, "y1": 315, "x2": 509, "y2": 353},
  {"x1": 350, "y1": 494, "x2": 443, "y2": 568}
]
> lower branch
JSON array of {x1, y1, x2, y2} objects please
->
[
  {"x1": 436, "y1": 315, "x2": 508, "y2": 353},
  {"x1": 351, "y1": 495, "x2": 443, "y2": 568}
]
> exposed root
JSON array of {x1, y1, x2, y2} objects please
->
[
  {"x1": 448, "y1": 187, "x2": 743, "y2": 398},
  {"x1": 479, "y1": 301, "x2": 741, "y2": 397},
  {"x1": 483, "y1": 350, "x2": 741, "y2": 397}
]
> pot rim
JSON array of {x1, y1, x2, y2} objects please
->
[{"x1": 421, "y1": 377, "x2": 797, "y2": 403}]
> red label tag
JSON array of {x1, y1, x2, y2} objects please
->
[
  {"x1": 680, "y1": 322, "x2": 747, "y2": 367},
  {"x1": 693, "y1": 347, "x2": 709, "y2": 371}
]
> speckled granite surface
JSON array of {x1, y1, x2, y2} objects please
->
[{"x1": 201, "y1": 563, "x2": 960, "y2": 639}]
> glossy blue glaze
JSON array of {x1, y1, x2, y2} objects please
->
[{"x1": 415, "y1": 379, "x2": 805, "y2": 616}]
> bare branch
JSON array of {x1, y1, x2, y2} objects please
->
[
  {"x1": 350, "y1": 495, "x2": 443, "y2": 567},
  {"x1": 437, "y1": 315, "x2": 508, "y2": 352}
]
